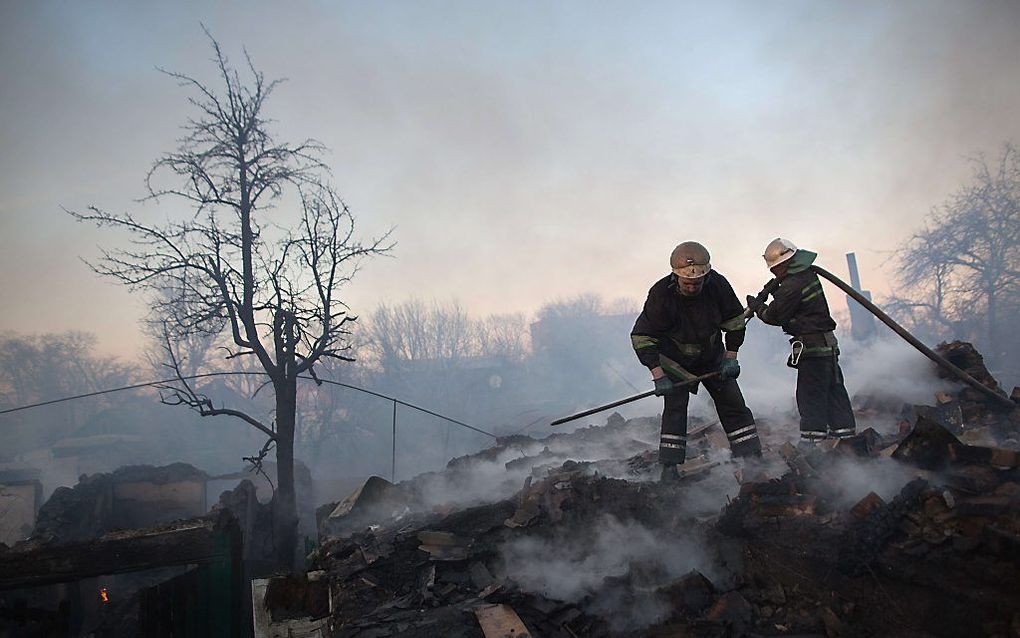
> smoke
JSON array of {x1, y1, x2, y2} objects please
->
[
  {"x1": 403, "y1": 410, "x2": 799, "y2": 538},
  {"x1": 674, "y1": 323, "x2": 963, "y2": 445},
  {"x1": 374, "y1": 317, "x2": 964, "y2": 504},
  {"x1": 412, "y1": 445, "x2": 549, "y2": 510},
  {"x1": 840, "y1": 336, "x2": 958, "y2": 406},
  {"x1": 498, "y1": 515, "x2": 725, "y2": 631},
  {"x1": 409, "y1": 416, "x2": 661, "y2": 511},
  {"x1": 824, "y1": 455, "x2": 919, "y2": 509}
]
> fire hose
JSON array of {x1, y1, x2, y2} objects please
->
[
  {"x1": 810, "y1": 265, "x2": 1016, "y2": 411},
  {"x1": 551, "y1": 267, "x2": 1016, "y2": 428}
]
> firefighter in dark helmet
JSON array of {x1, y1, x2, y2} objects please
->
[{"x1": 631, "y1": 241, "x2": 762, "y2": 482}]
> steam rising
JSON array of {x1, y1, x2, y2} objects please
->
[
  {"x1": 410, "y1": 418, "x2": 661, "y2": 511},
  {"x1": 825, "y1": 455, "x2": 918, "y2": 508},
  {"x1": 840, "y1": 336, "x2": 958, "y2": 407},
  {"x1": 498, "y1": 515, "x2": 724, "y2": 631}
]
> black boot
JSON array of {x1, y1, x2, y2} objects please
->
[{"x1": 660, "y1": 463, "x2": 679, "y2": 483}]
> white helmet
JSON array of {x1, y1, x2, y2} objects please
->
[
  {"x1": 763, "y1": 238, "x2": 797, "y2": 269},
  {"x1": 670, "y1": 241, "x2": 711, "y2": 279}
]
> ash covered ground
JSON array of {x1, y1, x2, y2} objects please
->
[
  {"x1": 306, "y1": 342, "x2": 1020, "y2": 638},
  {"x1": 3, "y1": 342, "x2": 1019, "y2": 637}
]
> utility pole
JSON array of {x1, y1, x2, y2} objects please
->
[{"x1": 845, "y1": 252, "x2": 877, "y2": 342}]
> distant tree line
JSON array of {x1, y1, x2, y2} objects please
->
[
  {"x1": 0, "y1": 290, "x2": 642, "y2": 480},
  {"x1": 297, "y1": 293, "x2": 642, "y2": 479},
  {"x1": 0, "y1": 332, "x2": 134, "y2": 455}
]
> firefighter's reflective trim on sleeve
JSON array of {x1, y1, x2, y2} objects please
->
[
  {"x1": 800, "y1": 279, "x2": 823, "y2": 303},
  {"x1": 660, "y1": 433, "x2": 685, "y2": 441},
  {"x1": 658, "y1": 354, "x2": 699, "y2": 382},
  {"x1": 659, "y1": 442, "x2": 685, "y2": 450},
  {"x1": 631, "y1": 334, "x2": 658, "y2": 351},
  {"x1": 830, "y1": 427, "x2": 856, "y2": 439},
  {"x1": 720, "y1": 314, "x2": 746, "y2": 332}
]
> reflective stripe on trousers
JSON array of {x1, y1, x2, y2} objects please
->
[
  {"x1": 660, "y1": 433, "x2": 686, "y2": 450},
  {"x1": 726, "y1": 424, "x2": 759, "y2": 445}
]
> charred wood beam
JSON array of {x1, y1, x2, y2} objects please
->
[{"x1": 0, "y1": 512, "x2": 240, "y2": 591}]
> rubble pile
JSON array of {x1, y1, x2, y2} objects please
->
[
  {"x1": 4, "y1": 342, "x2": 1017, "y2": 636},
  {"x1": 936, "y1": 341, "x2": 1019, "y2": 428},
  {"x1": 317, "y1": 414, "x2": 669, "y2": 540},
  {"x1": 2, "y1": 465, "x2": 274, "y2": 638},
  {"x1": 306, "y1": 343, "x2": 1020, "y2": 638},
  {"x1": 311, "y1": 468, "x2": 738, "y2": 637},
  {"x1": 936, "y1": 341, "x2": 1003, "y2": 397},
  {"x1": 0, "y1": 508, "x2": 243, "y2": 638},
  {"x1": 32, "y1": 462, "x2": 209, "y2": 543},
  {"x1": 720, "y1": 416, "x2": 1020, "y2": 636}
]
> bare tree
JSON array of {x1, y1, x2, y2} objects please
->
[
  {"x1": 884, "y1": 260, "x2": 969, "y2": 342},
  {"x1": 534, "y1": 292, "x2": 605, "y2": 321},
  {"x1": 293, "y1": 358, "x2": 382, "y2": 472},
  {"x1": 893, "y1": 144, "x2": 1020, "y2": 372},
  {"x1": 365, "y1": 300, "x2": 476, "y2": 373},
  {"x1": 69, "y1": 37, "x2": 390, "y2": 566},
  {"x1": 476, "y1": 313, "x2": 529, "y2": 361}
]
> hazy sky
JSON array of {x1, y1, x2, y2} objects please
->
[{"x1": 2, "y1": 1, "x2": 1020, "y2": 359}]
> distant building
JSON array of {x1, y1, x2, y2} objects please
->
[{"x1": 0, "y1": 464, "x2": 43, "y2": 545}]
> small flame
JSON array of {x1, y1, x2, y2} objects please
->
[{"x1": 100, "y1": 588, "x2": 109, "y2": 604}]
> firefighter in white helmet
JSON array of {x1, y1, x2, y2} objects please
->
[
  {"x1": 631, "y1": 241, "x2": 762, "y2": 481},
  {"x1": 749, "y1": 239, "x2": 856, "y2": 444}
]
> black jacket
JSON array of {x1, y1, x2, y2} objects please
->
[
  {"x1": 631, "y1": 270, "x2": 746, "y2": 375},
  {"x1": 758, "y1": 250, "x2": 837, "y2": 337}
]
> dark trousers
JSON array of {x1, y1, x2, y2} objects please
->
[
  {"x1": 659, "y1": 376, "x2": 760, "y2": 464},
  {"x1": 796, "y1": 355, "x2": 856, "y2": 441}
]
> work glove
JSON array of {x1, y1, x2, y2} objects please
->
[
  {"x1": 745, "y1": 294, "x2": 765, "y2": 316},
  {"x1": 718, "y1": 358, "x2": 741, "y2": 380},
  {"x1": 653, "y1": 376, "x2": 677, "y2": 396}
]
